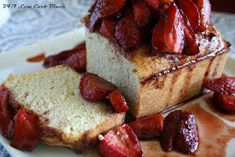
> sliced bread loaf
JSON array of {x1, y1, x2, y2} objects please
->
[
  {"x1": 2, "y1": 65, "x2": 125, "y2": 151},
  {"x1": 86, "y1": 26, "x2": 230, "y2": 118}
]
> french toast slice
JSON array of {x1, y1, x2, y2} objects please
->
[
  {"x1": 86, "y1": 26, "x2": 230, "y2": 118},
  {"x1": 2, "y1": 65, "x2": 125, "y2": 151}
]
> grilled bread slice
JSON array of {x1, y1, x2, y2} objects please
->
[
  {"x1": 2, "y1": 65, "x2": 125, "y2": 151},
  {"x1": 86, "y1": 25, "x2": 230, "y2": 118}
]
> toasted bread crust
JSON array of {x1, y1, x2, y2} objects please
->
[{"x1": 135, "y1": 50, "x2": 229, "y2": 117}]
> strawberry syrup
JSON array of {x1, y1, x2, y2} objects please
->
[
  {"x1": 141, "y1": 96, "x2": 235, "y2": 157},
  {"x1": 26, "y1": 53, "x2": 45, "y2": 63}
]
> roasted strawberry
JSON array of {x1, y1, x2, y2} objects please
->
[
  {"x1": 115, "y1": 15, "x2": 143, "y2": 49},
  {"x1": 144, "y1": 0, "x2": 160, "y2": 10},
  {"x1": 152, "y1": 4, "x2": 185, "y2": 54},
  {"x1": 0, "y1": 87, "x2": 14, "y2": 139},
  {"x1": 183, "y1": 25, "x2": 199, "y2": 55},
  {"x1": 161, "y1": 110, "x2": 179, "y2": 151},
  {"x1": 182, "y1": 16, "x2": 200, "y2": 55},
  {"x1": 214, "y1": 92, "x2": 235, "y2": 113},
  {"x1": 43, "y1": 42, "x2": 86, "y2": 72},
  {"x1": 128, "y1": 114, "x2": 164, "y2": 139},
  {"x1": 144, "y1": 0, "x2": 173, "y2": 10},
  {"x1": 161, "y1": 110, "x2": 199, "y2": 154},
  {"x1": 194, "y1": 0, "x2": 211, "y2": 31},
  {"x1": 43, "y1": 55, "x2": 60, "y2": 68},
  {"x1": 174, "y1": 111, "x2": 199, "y2": 154},
  {"x1": 203, "y1": 76, "x2": 235, "y2": 95},
  {"x1": 80, "y1": 73, "x2": 117, "y2": 102},
  {"x1": 88, "y1": 0, "x2": 97, "y2": 13},
  {"x1": 89, "y1": 0, "x2": 127, "y2": 31},
  {"x1": 99, "y1": 124, "x2": 143, "y2": 157},
  {"x1": 132, "y1": 0, "x2": 151, "y2": 28},
  {"x1": 175, "y1": 0, "x2": 200, "y2": 31},
  {"x1": 11, "y1": 109, "x2": 40, "y2": 151},
  {"x1": 99, "y1": 18, "x2": 117, "y2": 39},
  {"x1": 108, "y1": 90, "x2": 129, "y2": 113},
  {"x1": 65, "y1": 49, "x2": 86, "y2": 72}
]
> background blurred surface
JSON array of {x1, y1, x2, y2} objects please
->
[
  {"x1": 0, "y1": 0, "x2": 93, "y2": 52},
  {"x1": 0, "y1": 0, "x2": 235, "y2": 57},
  {"x1": 0, "y1": 0, "x2": 234, "y2": 58}
]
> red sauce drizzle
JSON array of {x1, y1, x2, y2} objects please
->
[
  {"x1": 26, "y1": 53, "x2": 45, "y2": 63},
  {"x1": 141, "y1": 97, "x2": 235, "y2": 157},
  {"x1": 205, "y1": 95, "x2": 235, "y2": 122}
]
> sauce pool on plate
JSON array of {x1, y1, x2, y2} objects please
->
[
  {"x1": 142, "y1": 95, "x2": 235, "y2": 157},
  {"x1": 26, "y1": 53, "x2": 45, "y2": 63}
]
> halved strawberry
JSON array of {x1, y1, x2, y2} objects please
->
[
  {"x1": 80, "y1": 73, "x2": 117, "y2": 102},
  {"x1": 194, "y1": 0, "x2": 211, "y2": 31},
  {"x1": 43, "y1": 42, "x2": 86, "y2": 72},
  {"x1": 88, "y1": 0, "x2": 97, "y2": 13},
  {"x1": 99, "y1": 18, "x2": 117, "y2": 39},
  {"x1": 115, "y1": 15, "x2": 143, "y2": 49},
  {"x1": 99, "y1": 124, "x2": 143, "y2": 157},
  {"x1": 89, "y1": 0, "x2": 127, "y2": 31},
  {"x1": 203, "y1": 76, "x2": 235, "y2": 95},
  {"x1": 64, "y1": 48, "x2": 86, "y2": 72},
  {"x1": 182, "y1": 15, "x2": 200, "y2": 55},
  {"x1": 108, "y1": 90, "x2": 128, "y2": 113},
  {"x1": 175, "y1": 0, "x2": 200, "y2": 31},
  {"x1": 144, "y1": 0, "x2": 173, "y2": 10},
  {"x1": 144, "y1": 0, "x2": 160, "y2": 10},
  {"x1": 214, "y1": 92, "x2": 235, "y2": 113},
  {"x1": 132, "y1": 0, "x2": 151, "y2": 28},
  {"x1": 0, "y1": 87, "x2": 14, "y2": 139},
  {"x1": 152, "y1": 4, "x2": 185, "y2": 54},
  {"x1": 11, "y1": 109, "x2": 40, "y2": 151},
  {"x1": 161, "y1": 110, "x2": 199, "y2": 154},
  {"x1": 128, "y1": 114, "x2": 164, "y2": 139}
]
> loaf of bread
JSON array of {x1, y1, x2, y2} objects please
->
[
  {"x1": 2, "y1": 65, "x2": 125, "y2": 151},
  {"x1": 86, "y1": 25, "x2": 230, "y2": 118}
]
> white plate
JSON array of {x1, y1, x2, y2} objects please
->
[{"x1": 0, "y1": 27, "x2": 235, "y2": 157}]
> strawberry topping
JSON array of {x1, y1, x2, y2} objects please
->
[
  {"x1": 152, "y1": 4, "x2": 185, "y2": 54},
  {"x1": 99, "y1": 18, "x2": 117, "y2": 39},
  {"x1": 86, "y1": 0, "x2": 213, "y2": 56},
  {"x1": 194, "y1": 0, "x2": 211, "y2": 31},
  {"x1": 0, "y1": 87, "x2": 14, "y2": 139},
  {"x1": 89, "y1": 0, "x2": 127, "y2": 31},
  {"x1": 108, "y1": 90, "x2": 129, "y2": 113},
  {"x1": 128, "y1": 114, "x2": 164, "y2": 139},
  {"x1": 214, "y1": 92, "x2": 235, "y2": 113},
  {"x1": 175, "y1": 0, "x2": 200, "y2": 31},
  {"x1": 144, "y1": 0, "x2": 160, "y2": 10},
  {"x1": 80, "y1": 73, "x2": 117, "y2": 102},
  {"x1": 11, "y1": 109, "x2": 40, "y2": 151},
  {"x1": 115, "y1": 15, "x2": 143, "y2": 49},
  {"x1": 204, "y1": 76, "x2": 235, "y2": 113},
  {"x1": 132, "y1": 1, "x2": 151, "y2": 28},
  {"x1": 99, "y1": 124, "x2": 143, "y2": 157},
  {"x1": 161, "y1": 110, "x2": 199, "y2": 154},
  {"x1": 182, "y1": 15, "x2": 200, "y2": 55},
  {"x1": 64, "y1": 48, "x2": 86, "y2": 72},
  {"x1": 43, "y1": 42, "x2": 86, "y2": 72},
  {"x1": 203, "y1": 76, "x2": 235, "y2": 95}
]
